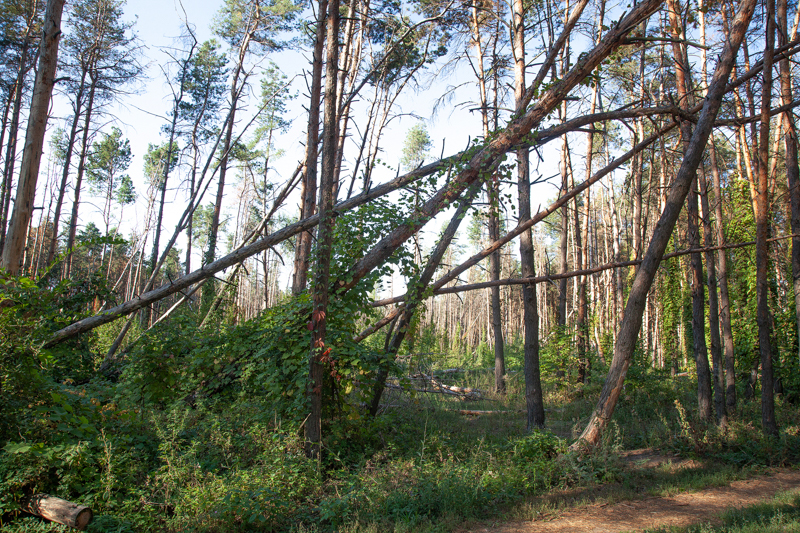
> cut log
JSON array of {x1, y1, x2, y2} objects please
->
[{"x1": 25, "y1": 494, "x2": 92, "y2": 531}]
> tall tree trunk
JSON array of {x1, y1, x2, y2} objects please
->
[
  {"x1": 756, "y1": 0, "x2": 778, "y2": 436},
  {"x1": 147, "y1": 53, "x2": 189, "y2": 324},
  {"x1": 573, "y1": 0, "x2": 756, "y2": 448},
  {"x1": 489, "y1": 174, "x2": 505, "y2": 393},
  {"x1": 205, "y1": 66, "x2": 240, "y2": 266},
  {"x1": 709, "y1": 141, "x2": 737, "y2": 410},
  {"x1": 778, "y1": 0, "x2": 800, "y2": 370},
  {"x1": 46, "y1": 82, "x2": 85, "y2": 269},
  {"x1": 557, "y1": 134, "x2": 569, "y2": 337},
  {"x1": 1, "y1": 0, "x2": 65, "y2": 274},
  {"x1": 513, "y1": 0, "x2": 544, "y2": 429},
  {"x1": 700, "y1": 169, "x2": 726, "y2": 423},
  {"x1": 579, "y1": 0, "x2": 605, "y2": 381},
  {"x1": 697, "y1": 0, "x2": 725, "y2": 424},
  {"x1": 668, "y1": 0, "x2": 712, "y2": 422},
  {"x1": 306, "y1": 0, "x2": 339, "y2": 458},
  {"x1": 0, "y1": 56, "x2": 30, "y2": 258},
  {"x1": 64, "y1": 81, "x2": 97, "y2": 279},
  {"x1": 293, "y1": 0, "x2": 326, "y2": 295}
]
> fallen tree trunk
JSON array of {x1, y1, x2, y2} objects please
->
[
  {"x1": 456, "y1": 409, "x2": 525, "y2": 416},
  {"x1": 25, "y1": 494, "x2": 92, "y2": 531}
]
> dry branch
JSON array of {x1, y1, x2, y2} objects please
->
[{"x1": 371, "y1": 235, "x2": 799, "y2": 304}]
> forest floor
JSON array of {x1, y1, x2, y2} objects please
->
[{"x1": 458, "y1": 450, "x2": 800, "y2": 533}]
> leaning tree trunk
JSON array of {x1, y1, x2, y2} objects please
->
[
  {"x1": 1, "y1": 0, "x2": 65, "y2": 275},
  {"x1": 572, "y1": 0, "x2": 757, "y2": 448},
  {"x1": 46, "y1": 0, "x2": 664, "y2": 348}
]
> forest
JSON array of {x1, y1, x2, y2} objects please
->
[{"x1": 3, "y1": 0, "x2": 800, "y2": 530}]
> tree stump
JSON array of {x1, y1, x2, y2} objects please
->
[{"x1": 25, "y1": 494, "x2": 93, "y2": 530}]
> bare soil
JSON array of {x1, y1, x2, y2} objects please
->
[{"x1": 461, "y1": 452, "x2": 800, "y2": 533}]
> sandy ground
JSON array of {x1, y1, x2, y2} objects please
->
[{"x1": 461, "y1": 453, "x2": 800, "y2": 533}]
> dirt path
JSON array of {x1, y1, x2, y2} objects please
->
[{"x1": 463, "y1": 462, "x2": 800, "y2": 533}]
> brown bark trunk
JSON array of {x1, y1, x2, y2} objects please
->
[
  {"x1": 700, "y1": 169, "x2": 726, "y2": 424},
  {"x1": 293, "y1": 0, "x2": 326, "y2": 295},
  {"x1": 64, "y1": 81, "x2": 97, "y2": 279},
  {"x1": 0, "y1": 50, "x2": 31, "y2": 259},
  {"x1": 46, "y1": 80, "x2": 86, "y2": 269},
  {"x1": 306, "y1": 0, "x2": 339, "y2": 458},
  {"x1": 558, "y1": 135, "x2": 569, "y2": 335},
  {"x1": 756, "y1": 0, "x2": 778, "y2": 437},
  {"x1": 779, "y1": 0, "x2": 800, "y2": 371},
  {"x1": 514, "y1": 0, "x2": 545, "y2": 429},
  {"x1": 709, "y1": 141, "x2": 737, "y2": 410},
  {"x1": 1, "y1": 0, "x2": 65, "y2": 274},
  {"x1": 668, "y1": 0, "x2": 712, "y2": 422},
  {"x1": 489, "y1": 175, "x2": 505, "y2": 393}
]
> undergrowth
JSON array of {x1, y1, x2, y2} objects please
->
[{"x1": 3, "y1": 279, "x2": 800, "y2": 532}]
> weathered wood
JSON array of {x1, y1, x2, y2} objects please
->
[
  {"x1": 384, "y1": 382, "x2": 484, "y2": 400},
  {"x1": 25, "y1": 494, "x2": 92, "y2": 531}
]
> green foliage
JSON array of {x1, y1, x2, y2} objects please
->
[
  {"x1": 86, "y1": 127, "x2": 133, "y2": 198},
  {"x1": 400, "y1": 123, "x2": 432, "y2": 171},
  {"x1": 143, "y1": 141, "x2": 179, "y2": 190}
]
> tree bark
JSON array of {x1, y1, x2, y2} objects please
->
[
  {"x1": 64, "y1": 81, "x2": 97, "y2": 279},
  {"x1": 756, "y1": 0, "x2": 778, "y2": 437},
  {"x1": 700, "y1": 169, "x2": 726, "y2": 424},
  {"x1": 1, "y1": 0, "x2": 65, "y2": 275},
  {"x1": 25, "y1": 494, "x2": 92, "y2": 531},
  {"x1": 709, "y1": 141, "x2": 737, "y2": 410},
  {"x1": 513, "y1": 0, "x2": 545, "y2": 429},
  {"x1": 293, "y1": 0, "x2": 326, "y2": 295},
  {"x1": 46, "y1": 79, "x2": 86, "y2": 269},
  {"x1": 668, "y1": 0, "x2": 712, "y2": 422},
  {"x1": 47, "y1": 0, "x2": 663, "y2": 346},
  {"x1": 306, "y1": 0, "x2": 339, "y2": 458},
  {"x1": 572, "y1": 0, "x2": 756, "y2": 448},
  {"x1": 779, "y1": 0, "x2": 800, "y2": 371}
]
